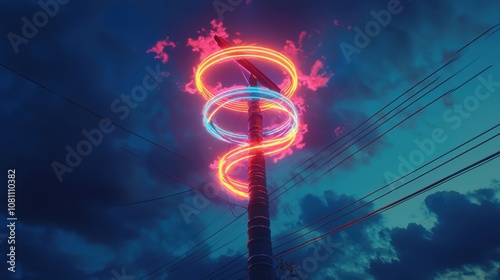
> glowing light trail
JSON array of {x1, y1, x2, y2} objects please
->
[{"x1": 196, "y1": 45, "x2": 299, "y2": 198}]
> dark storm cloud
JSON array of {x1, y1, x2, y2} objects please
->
[
  {"x1": 296, "y1": 190, "x2": 384, "y2": 253},
  {"x1": 369, "y1": 187, "x2": 500, "y2": 280},
  {"x1": 1, "y1": 226, "x2": 89, "y2": 280},
  {"x1": 271, "y1": 189, "x2": 387, "y2": 280}
]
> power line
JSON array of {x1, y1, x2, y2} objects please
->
[
  {"x1": 271, "y1": 64, "x2": 491, "y2": 202},
  {"x1": 274, "y1": 150, "x2": 499, "y2": 257},
  {"x1": 313, "y1": 64, "x2": 488, "y2": 181},
  {"x1": 114, "y1": 147, "x2": 244, "y2": 208},
  {"x1": 143, "y1": 211, "x2": 228, "y2": 273},
  {"x1": 0, "y1": 62, "x2": 189, "y2": 161},
  {"x1": 202, "y1": 252, "x2": 246, "y2": 280},
  {"x1": 138, "y1": 213, "x2": 245, "y2": 280},
  {"x1": 130, "y1": 26, "x2": 500, "y2": 277},
  {"x1": 158, "y1": 231, "x2": 248, "y2": 276},
  {"x1": 110, "y1": 188, "x2": 192, "y2": 207},
  {"x1": 273, "y1": 124, "x2": 499, "y2": 246},
  {"x1": 222, "y1": 266, "x2": 247, "y2": 280},
  {"x1": 269, "y1": 22, "x2": 500, "y2": 198},
  {"x1": 273, "y1": 129, "x2": 499, "y2": 252}
]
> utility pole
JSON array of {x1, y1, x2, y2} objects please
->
[
  {"x1": 196, "y1": 33, "x2": 298, "y2": 279},
  {"x1": 246, "y1": 75, "x2": 275, "y2": 279},
  {"x1": 214, "y1": 36, "x2": 276, "y2": 279}
]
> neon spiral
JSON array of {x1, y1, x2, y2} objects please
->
[{"x1": 196, "y1": 46, "x2": 299, "y2": 198}]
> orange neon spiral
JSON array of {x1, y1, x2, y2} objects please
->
[{"x1": 196, "y1": 46, "x2": 299, "y2": 198}]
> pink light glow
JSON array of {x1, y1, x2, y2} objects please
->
[
  {"x1": 182, "y1": 20, "x2": 243, "y2": 95},
  {"x1": 299, "y1": 60, "x2": 332, "y2": 91},
  {"x1": 334, "y1": 126, "x2": 344, "y2": 136},
  {"x1": 147, "y1": 37, "x2": 176, "y2": 64},
  {"x1": 269, "y1": 31, "x2": 333, "y2": 162},
  {"x1": 187, "y1": 19, "x2": 231, "y2": 61}
]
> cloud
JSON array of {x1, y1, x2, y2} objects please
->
[
  {"x1": 282, "y1": 31, "x2": 333, "y2": 92},
  {"x1": 181, "y1": 19, "x2": 243, "y2": 96},
  {"x1": 369, "y1": 187, "x2": 500, "y2": 280},
  {"x1": 147, "y1": 37, "x2": 176, "y2": 64},
  {"x1": 271, "y1": 30, "x2": 334, "y2": 163},
  {"x1": 299, "y1": 59, "x2": 332, "y2": 91},
  {"x1": 186, "y1": 19, "x2": 231, "y2": 62},
  {"x1": 273, "y1": 190, "x2": 385, "y2": 280}
]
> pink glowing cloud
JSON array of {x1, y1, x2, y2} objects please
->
[
  {"x1": 282, "y1": 31, "x2": 333, "y2": 91},
  {"x1": 186, "y1": 19, "x2": 231, "y2": 62},
  {"x1": 268, "y1": 31, "x2": 334, "y2": 163},
  {"x1": 182, "y1": 20, "x2": 245, "y2": 95},
  {"x1": 270, "y1": 94, "x2": 309, "y2": 163},
  {"x1": 269, "y1": 95, "x2": 309, "y2": 163},
  {"x1": 298, "y1": 31, "x2": 308, "y2": 46},
  {"x1": 283, "y1": 39, "x2": 302, "y2": 58},
  {"x1": 183, "y1": 79, "x2": 198, "y2": 95},
  {"x1": 300, "y1": 60, "x2": 332, "y2": 91},
  {"x1": 147, "y1": 37, "x2": 176, "y2": 64},
  {"x1": 334, "y1": 125, "x2": 344, "y2": 136}
]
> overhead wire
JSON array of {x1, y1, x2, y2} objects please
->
[
  {"x1": 269, "y1": 22, "x2": 499, "y2": 198},
  {"x1": 272, "y1": 124, "x2": 499, "y2": 247},
  {"x1": 271, "y1": 62, "x2": 490, "y2": 202},
  {"x1": 114, "y1": 146, "x2": 245, "y2": 209},
  {"x1": 274, "y1": 150, "x2": 500, "y2": 257},
  {"x1": 273, "y1": 128, "x2": 499, "y2": 252}
]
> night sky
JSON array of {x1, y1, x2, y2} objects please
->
[{"x1": 1, "y1": 1, "x2": 500, "y2": 280}]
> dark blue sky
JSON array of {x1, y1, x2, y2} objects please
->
[{"x1": 1, "y1": 1, "x2": 499, "y2": 279}]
